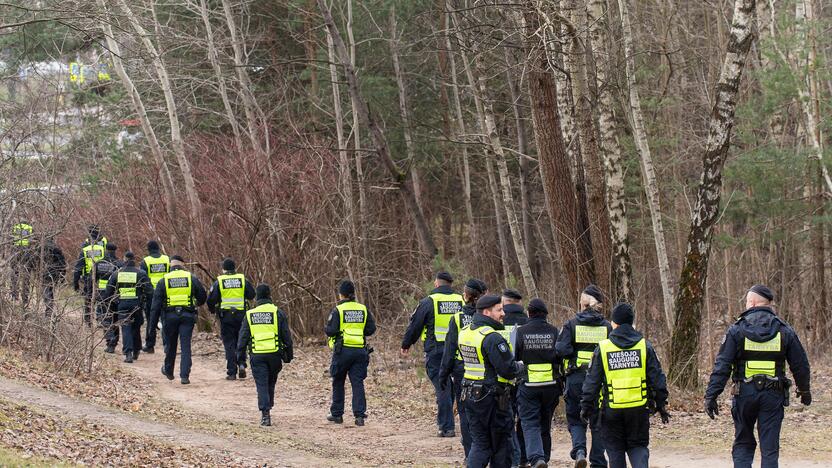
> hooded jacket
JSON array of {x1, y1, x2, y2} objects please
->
[
  {"x1": 460, "y1": 313, "x2": 522, "y2": 386},
  {"x1": 503, "y1": 304, "x2": 528, "y2": 327},
  {"x1": 237, "y1": 298, "x2": 294, "y2": 363},
  {"x1": 704, "y1": 307, "x2": 810, "y2": 400},
  {"x1": 556, "y1": 309, "x2": 612, "y2": 363},
  {"x1": 401, "y1": 284, "x2": 459, "y2": 353},
  {"x1": 439, "y1": 303, "x2": 477, "y2": 381}
]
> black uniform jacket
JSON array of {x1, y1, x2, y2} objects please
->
[
  {"x1": 206, "y1": 274, "x2": 256, "y2": 315},
  {"x1": 401, "y1": 284, "x2": 457, "y2": 353},
  {"x1": 465, "y1": 313, "x2": 522, "y2": 386},
  {"x1": 514, "y1": 317, "x2": 560, "y2": 383},
  {"x1": 439, "y1": 303, "x2": 477, "y2": 381},
  {"x1": 149, "y1": 266, "x2": 207, "y2": 324},
  {"x1": 238, "y1": 298, "x2": 294, "y2": 363},
  {"x1": 40, "y1": 241, "x2": 66, "y2": 284},
  {"x1": 580, "y1": 323, "x2": 668, "y2": 414},
  {"x1": 104, "y1": 261, "x2": 153, "y2": 312},
  {"x1": 503, "y1": 304, "x2": 528, "y2": 327},
  {"x1": 704, "y1": 306, "x2": 810, "y2": 400},
  {"x1": 324, "y1": 299, "x2": 377, "y2": 344},
  {"x1": 556, "y1": 309, "x2": 612, "y2": 362}
]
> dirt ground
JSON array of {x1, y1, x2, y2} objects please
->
[{"x1": 1, "y1": 330, "x2": 831, "y2": 467}]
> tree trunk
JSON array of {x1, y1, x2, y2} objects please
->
[
  {"x1": 318, "y1": 0, "x2": 438, "y2": 259},
  {"x1": 98, "y1": 1, "x2": 176, "y2": 221},
  {"x1": 197, "y1": 0, "x2": 244, "y2": 155},
  {"x1": 587, "y1": 0, "x2": 633, "y2": 302},
  {"x1": 669, "y1": 0, "x2": 757, "y2": 390},
  {"x1": 346, "y1": 0, "x2": 369, "y2": 262},
  {"x1": 485, "y1": 155, "x2": 512, "y2": 286},
  {"x1": 522, "y1": 6, "x2": 592, "y2": 298},
  {"x1": 117, "y1": 0, "x2": 203, "y2": 224},
  {"x1": 618, "y1": 0, "x2": 675, "y2": 324}
]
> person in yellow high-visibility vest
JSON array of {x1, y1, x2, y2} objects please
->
[
  {"x1": 237, "y1": 283, "x2": 293, "y2": 426},
  {"x1": 10, "y1": 221, "x2": 35, "y2": 305},
  {"x1": 580, "y1": 303, "x2": 669, "y2": 468},
  {"x1": 325, "y1": 280, "x2": 376, "y2": 426},
  {"x1": 140, "y1": 240, "x2": 169, "y2": 353},
  {"x1": 72, "y1": 225, "x2": 109, "y2": 327},
  {"x1": 207, "y1": 258, "x2": 255, "y2": 380}
]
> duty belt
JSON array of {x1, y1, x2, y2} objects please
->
[{"x1": 742, "y1": 375, "x2": 785, "y2": 391}]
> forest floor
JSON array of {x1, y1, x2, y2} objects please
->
[{"x1": 0, "y1": 330, "x2": 831, "y2": 467}]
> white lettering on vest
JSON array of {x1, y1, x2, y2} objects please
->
[
  {"x1": 343, "y1": 310, "x2": 365, "y2": 323},
  {"x1": 250, "y1": 312, "x2": 274, "y2": 324},
  {"x1": 438, "y1": 301, "x2": 462, "y2": 315},
  {"x1": 222, "y1": 278, "x2": 242, "y2": 289},
  {"x1": 522, "y1": 333, "x2": 555, "y2": 350},
  {"x1": 168, "y1": 277, "x2": 189, "y2": 288},
  {"x1": 150, "y1": 263, "x2": 167, "y2": 273},
  {"x1": 606, "y1": 350, "x2": 642, "y2": 370},
  {"x1": 459, "y1": 344, "x2": 479, "y2": 364}
]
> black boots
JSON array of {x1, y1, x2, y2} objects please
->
[
  {"x1": 104, "y1": 345, "x2": 115, "y2": 354},
  {"x1": 124, "y1": 354, "x2": 133, "y2": 363},
  {"x1": 327, "y1": 414, "x2": 343, "y2": 424},
  {"x1": 575, "y1": 450, "x2": 587, "y2": 468},
  {"x1": 181, "y1": 377, "x2": 190, "y2": 385},
  {"x1": 142, "y1": 346, "x2": 154, "y2": 354},
  {"x1": 161, "y1": 366, "x2": 174, "y2": 380},
  {"x1": 238, "y1": 365, "x2": 246, "y2": 379},
  {"x1": 355, "y1": 417, "x2": 365, "y2": 427},
  {"x1": 226, "y1": 374, "x2": 237, "y2": 381},
  {"x1": 261, "y1": 411, "x2": 271, "y2": 427}
]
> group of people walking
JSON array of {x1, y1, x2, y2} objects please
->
[{"x1": 9, "y1": 223, "x2": 813, "y2": 467}]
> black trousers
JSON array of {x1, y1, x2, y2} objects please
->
[
  {"x1": 99, "y1": 301, "x2": 119, "y2": 347},
  {"x1": 465, "y1": 388, "x2": 513, "y2": 468},
  {"x1": 163, "y1": 311, "x2": 195, "y2": 378},
  {"x1": 251, "y1": 353, "x2": 282, "y2": 412},
  {"x1": 219, "y1": 314, "x2": 246, "y2": 375},
  {"x1": 731, "y1": 382, "x2": 786, "y2": 468},
  {"x1": 119, "y1": 307, "x2": 144, "y2": 355},
  {"x1": 602, "y1": 406, "x2": 650, "y2": 468},
  {"x1": 329, "y1": 346, "x2": 369, "y2": 418}
]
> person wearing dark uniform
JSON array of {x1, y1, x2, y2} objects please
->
[
  {"x1": 141, "y1": 240, "x2": 170, "y2": 353},
  {"x1": 326, "y1": 280, "x2": 376, "y2": 426},
  {"x1": 95, "y1": 244, "x2": 122, "y2": 353},
  {"x1": 439, "y1": 278, "x2": 488, "y2": 458},
  {"x1": 457, "y1": 294, "x2": 524, "y2": 468},
  {"x1": 104, "y1": 251, "x2": 152, "y2": 363},
  {"x1": 207, "y1": 258, "x2": 256, "y2": 380},
  {"x1": 401, "y1": 271, "x2": 464, "y2": 437},
  {"x1": 580, "y1": 303, "x2": 669, "y2": 468},
  {"x1": 704, "y1": 285, "x2": 811, "y2": 468},
  {"x1": 38, "y1": 236, "x2": 66, "y2": 318},
  {"x1": 72, "y1": 225, "x2": 108, "y2": 328},
  {"x1": 514, "y1": 298, "x2": 560, "y2": 468},
  {"x1": 500, "y1": 289, "x2": 528, "y2": 468},
  {"x1": 237, "y1": 283, "x2": 293, "y2": 426},
  {"x1": 556, "y1": 285, "x2": 610, "y2": 468},
  {"x1": 10, "y1": 221, "x2": 35, "y2": 305},
  {"x1": 150, "y1": 255, "x2": 207, "y2": 384}
]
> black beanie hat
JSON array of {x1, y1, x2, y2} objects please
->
[
  {"x1": 125, "y1": 251, "x2": 135, "y2": 260},
  {"x1": 527, "y1": 298, "x2": 548, "y2": 316},
  {"x1": 611, "y1": 303, "x2": 635, "y2": 325},
  {"x1": 256, "y1": 283, "x2": 271, "y2": 299},
  {"x1": 338, "y1": 280, "x2": 355, "y2": 297},
  {"x1": 436, "y1": 271, "x2": 454, "y2": 283},
  {"x1": 476, "y1": 294, "x2": 502, "y2": 310},
  {"x1": 465, "y1": 278, "x2": 487, "y2": 294},
  {"x1": 222, "y1": 258, "x2": 236, "y2": 271},
  {"x1": 749, "y1": 284, "x2": 774, "y2": 302},
  {"x1": 88, "y1": 224, "x2": 100, "y2": 237},
  {"x1": 502, "y1": 288, "x2": 523, "y2": 301},
  {"x1": 106, "y1": 243, "x2": 117, "y2": 252},
  {"x1": 147, "y1": 240, "x2": 160, "y2": 251},
  {"x1": 583, "y1": 284, "x2": 604, "y2": 303}
]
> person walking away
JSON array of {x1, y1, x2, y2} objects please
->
[
  {"x1": 401, "y1": 272, "x2": 464, "y2": 437},
  {"x1": 237, "y1": 283, "x2": 293, "y2": 426},
  {"x1": 703, "y1": 285, "x2": 811, "y2": 468},
  {"x1": 514, "y1": 298, "x2": 560, "y2": 468},
  {"x1": 72, "y1": 225, "x2": 108, "y2": 327},
  {"x1": 326, "y1": 280, "x2": 376, "y2": 426},
  {"x1": 150, "y1": 255, "x2": 207, "y2": 384},
  {"x1": 10, "y1": 220, "x2": 35, "y2": 305},
  {"x1": 141, "y1": 240, "x2": 170, "y2": 353},
  {"x1": 207, "y1": 258, "x2": 255, "y2": 380},
  {"x1": 37, "y1": 236, "x2": 66, "y2": 318},
  {"x1": 458, "y1": 294, "x2": 524, "y2": 468},
  {"x1": 501, "y1": 288, "x2": 528, "y2": 468},
  {"x1": 439, "y1": 278, "x2": 488, "y2": 459},
  {"x1": 556, "y1": 285, "x2": 610, "y2": 468},
  {"x1": 95, "y1": 243, "x2": 122, "y2": 353},
  {"x1": 104, "y1": 251, "x2": 152, "y2": 362},
  {"x1": 580, "y1": 303, "x2": 669, "y2": 468}
]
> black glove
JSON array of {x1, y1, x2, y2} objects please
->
[
  {"x1": 705, "y1": 398, "x2": 719, "y2": 419},
  {"x1": 579, "y1": 407, "x2": 591, "y2": 425},
  {"x1": 797, "y1": 390, "x2": 812, "y2": 406},
  {"x1": 658, "y1": 406, "x2": 671, "y2": 424}
]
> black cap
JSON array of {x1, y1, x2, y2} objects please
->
[
  {"x1": 527, "y1": 298, "x2": 548, "y2": 316},
  {"x1": 171, "y1": 255, "x2": 185, "y2": 263},
  {"x1": 476, "y1": 294, "x2": 502, "y2": 310},
  {"x1": 222, "y1": 258, "x2": 236, "y2": 271},
  {"x1": 436, "y1": 271, "x2": 454, "y2": 283},
  {"x1": 106, "y1": 243, "x2": 117, "y2": 252},
  {"x1": 465, "y1": 278, "x2": 487, "y2": 294},
  {"x1": 255, "y1": 283, "x2": 271, "y2": 299},
  {"x1": 502, "y1": 288, "x2": 522, "y2": 301},
  {"x1": 88, "y1": 224, "x2": 100, "y2": 236},
  {"x1": 125, "y1": 251, "x2": 135, "y2": 260},
  {"x1": 338, "y1": 280, "x2": 355, "y2": 297},
  {"x1": 583, "y1": 284, "x2": 604, "y2": 303},
  {"x1": 611, "y1": 303, "x2": 634, "y2": 325},
  {"x1": 147, "y1": 240, "x2": 160, "y2": 251},
  {"x1": 749, "y1": 284, "x2": 774, "y2": 302}
]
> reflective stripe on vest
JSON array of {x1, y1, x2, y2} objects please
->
[
  {"x1": 246, "y1": 303, "x2": 279, "y2": 354},
  {"x1": 217, "y1": 273, "x2": 245, "y2": 311},
  {"x1": 329, "y1": 301, "x2": 368, "y2": 349},
  {"x1": 458, "y1": 325, "x2": 509, "y2": 384},
  {"x1": 143, "y1": 254, "x2": 170, "y2": 287},
  {"x1": 12, "y1": 224, "x2": 32, "y2": 247},
  {"x1": 163, "y1": 270, "x2": 193, "y2": 307},
  {"x1": 599, "y1": 338, "x2": 647, "y2": 409},
  {"x1": 431, "y1": 293, "x2": 464, "y2": 342},
  {"x1": 117, "y1": 271, "x2": 138, "y2": 299},
  {"x1": 82, "y1": 240, "x2": 107, "y2": 275},
  {"x1": 453, "y1": 312, "x2": 475, "y2": 360},
  {"x1": 742, "y1": 333, "x2": 782, "y2": 379},
  {"x1": 526, "y1": 363, "x2": 556, "y2": 386},
  {"x1": 564, "y1": 324, "x2": 608, "y2": 371}
]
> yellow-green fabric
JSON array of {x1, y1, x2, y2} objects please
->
[
  {"x1": 217, "y1": 273, "x2": 246, "y2": 311},
  {"x1": 329, "y1": 301, "x2": 368, "y2": 349},
  {"x1": 526, "y1": 363, "x2": 555, "y2": 386},
  {"x1": 599, "y1": 338, "x2": 648, "y2": 409},
  {"x1": 563, "y1": 324, "x2": 608, "y2": 371},
  {"x1": 458, "y1": 325, "x2": 509, "y2": 384},
  {"x1": 81, "y1": 237, "x2": 107, "y2": 275},
  {"x1": 246, "y1": 303, "x2": 280, "y2": 354},
  {"x1": 163, "y1": 269, "x2": 193, "y2": 307},
  {"x1": 431, "y1": 293, "x2": 464, "y2": 343},
  {"x1": 12, "y1": 223, "x2": 33, "y2": 247},
  {"x1": 742, "y1": 333, "x2": 782, "y2": 379},
  {"x1": 117, "y1": 271, "x2": 138, "y2": 299},
  {"x1": 143, "y1": 254, "x2": 170, "y2": 288}
]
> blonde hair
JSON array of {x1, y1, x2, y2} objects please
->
[{"x1": 580, "y1": 293, "x2": 601, "y2": 310}]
